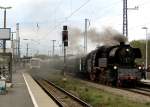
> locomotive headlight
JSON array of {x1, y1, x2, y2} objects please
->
[
  {"x1": 126, "y1": 48, "x2": 129, "y2": 52},
  {"x1": 113, "y1": 66, "x2": 117, "y2": 70},
  {"x1": 138, "y1": 66, "x2": 142, "y2": 70}
]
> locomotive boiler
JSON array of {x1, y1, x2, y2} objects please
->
[{"x1": 79, "y1": 42, "x2": 142, "y2": 86}]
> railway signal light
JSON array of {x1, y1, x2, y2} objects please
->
[
  {"x1": 64, "y1": 41, "x2": 68, "y2": 47},
  {"x1": 63, "y1": 25, "x2": 67, "y2": 30},
  {"x1": 62, "y1": 30, "x2": 68, "y2": 41},
  {"x1": 62, "y1": 25, "x2": 68, "y2": 47}
]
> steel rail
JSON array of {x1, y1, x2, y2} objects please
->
[
  {"x1": 35, "y1": 78, "x2": 63, "y2": 107},
  {"x1": 35, "y1": 77, "x2": 92, "y2": 107},
  {"x1": 45, "y1": 79, "x2": 92, "y2": 107},
  {"x1": 125, "y1": 88, "x2": 150, "y2": 97}
]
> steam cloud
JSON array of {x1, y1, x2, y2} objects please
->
[
  {"x1": 68, "y1": 27, "x2": 82, "y2": 48},
  {"x1": 87, "y1": 27, "x2": 127, "y2": 46},
  {"x1": 67, "y1": 27, "x2": 127, "y2": 54},
  {"x1": 68, "y1": 27, "x2": 83, "y2": 54}
]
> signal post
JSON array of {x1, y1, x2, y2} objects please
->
[{"x1": 62, "y1": 25, "x2": 68, "y2": 78}]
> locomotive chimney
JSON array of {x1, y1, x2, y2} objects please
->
[{"x1": 120, "y1": 42, "x2": 125, "y2": 45}]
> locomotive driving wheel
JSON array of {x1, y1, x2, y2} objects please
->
[{"x1": 89, "y1": 72, "x2": 96, "y2": 81}]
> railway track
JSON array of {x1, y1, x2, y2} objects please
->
[
  {"x1": 70, "y1": 75, "x2": 150, "y2": 100},
  {"x1": 122, "y1": 82, "x2": 150, "y2": 97},
  {"x1": 34, "y1": 77, "x2": 92, "y2": 107},
  {"x1": 125, "y1": 87, "x2": 150, "y2": 97},
  {"x1": 138, "y1": 82, "x2": 150, "y2": 88},
  {"x1": 68, "y1": 73, "x2": 150, "y2": 97}
]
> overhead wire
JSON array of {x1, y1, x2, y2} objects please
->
[
  {"x1": 54, "y1": 0, "x2": 122, "y2": 31},
  {"x1": 137, "y1": 0, "x2": 150, "y2": 7},
  {"x1": 92, "y1": 0, "x2": 150, "y2": 33},
  {"x1": 37, "y1": 0, "x2": 123, "y2": 44},
  {"x1": 31, "y1": 0, "x2": 150, "y2": 54},
  {"x1": 39, "y1": 0, "x2": 150, "y2": 42},
  {"x1": 54, "y1": 0, "x2": 121, "y2": 29},
  {"x1": 38, "y1": 0, "x2": 91, "y2": 41},
  {"x1": 51, "y1": 0, "x2": 91, "y2": 30},
  {"x1": 65, "y1": 0, "x2": 91, "y2": 20},
  {"x1": 40, "y1": 0, "x2": 122, "y2": 40},
  {"x1": 92, "y1": 0, "x2": 122, "y2": 23}
]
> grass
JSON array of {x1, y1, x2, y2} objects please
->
[
  {"x1": 47, "y1": 71, "x2": 150, "y2": 107},
  {"x1": 28, "y1": 68, "x2": 150, "y2": 107}
]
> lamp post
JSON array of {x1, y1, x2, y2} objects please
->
[
  {"x1": 142, "y1": 27, "x2": 148, "y2": 78},
  {"x1": 142, "y1": 27, "x2": 148, "y2": 69},
  {"x1": 0, "y1": 6, "x2": 12, "y2": 27},
  {"x1": 0, "y1": 6, "x2": 12, "y2": 53}
]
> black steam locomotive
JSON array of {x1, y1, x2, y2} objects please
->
[{"x1": 79, "y1": 42, "x2": 142, "y2": 86}]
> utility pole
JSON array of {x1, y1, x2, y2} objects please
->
[
  {"x1": 52, "y1": 40, "x2": 56, "y2": 57},
  {"x1": 123, "y1": 0, "x2": 138, "y2": 40},
  {"x1": 59, "y1": 44, "x2": 62, "y2": 56},
  {"x1": 23, "y1": 39, "x2": 29, "y2": 57},
  {"x1": 123, "y1": 0, "x2": 128, "y2": 38},
  {"x1": 3, "y1": 9, "x2": 6, "y2": 53},
  {"x1": 84, "y1": 19, "x2": 88, "y2": 54},
  {"x1": 16, "y1": 23, "x2": 20, "y2": 60},
  {"x1": 11, "y1": 32, "x2": 16, "y2": 58},
  {"x1": 0, "y1": 6, "x2": 12, "y2": 53},
  {"x1": 48, "y1": 50, "x2": 50, "y2": 57},
  {"x1": 26, "y1": 43, "x2": 29, "y2": 57},
  {"x1": 11, "y1": 32, "x2": 16, "y2": 73},
  {"x1": 84, "y1": 18, "x2": 90, "y2": 54}
]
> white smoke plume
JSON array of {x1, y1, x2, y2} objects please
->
[{"x1": 68, "y1": 27, "x2": 83, "y2": 54}]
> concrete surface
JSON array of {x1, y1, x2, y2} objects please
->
[
  {"x1": 0, "y1": 69, "x2": 34, "y2": 107},
  {"x1": 23, "y1": 72, "x2": 58, "y2": 107}
]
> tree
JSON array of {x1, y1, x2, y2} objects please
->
[{"x1": 130, "y1": 40, "x2": 150, "y2": 65}]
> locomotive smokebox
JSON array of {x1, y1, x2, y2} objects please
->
[{"x1": 120, "y1": 42, "x2": 125, "y2": 46}]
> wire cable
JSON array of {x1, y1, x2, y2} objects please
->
[
  {"x1": 65, "y1": 0, "x2": 91, "y2": 20},
  {"x1": 38, "y1": 0, "x2": 91, "y2": 41}
]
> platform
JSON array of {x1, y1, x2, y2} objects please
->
[
  {"x1": 141, "y1": 79, "x2": 150, "y2": 85},
  {"x1": 141, "y1": 79, "x2": 150, "y2": 84},
  {"x1": 23, "y1": 71, "x2": 58, "y2": 107},
  {"x1": 0, "y1": 69, "x2": 58, "y2": 107},
  {"x1": 0, "y1": 69, "x2": 34, "y2": 107}
]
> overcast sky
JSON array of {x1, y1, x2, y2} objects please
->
[{"x1": 0, "y1": 0, "x2": 150, "y2": 55}]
